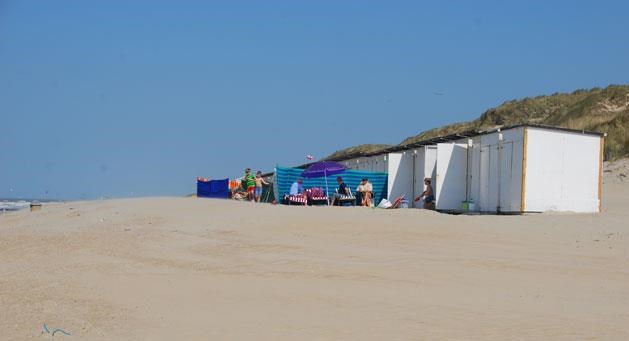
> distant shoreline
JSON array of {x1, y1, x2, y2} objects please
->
[{"x1": 0, "y1": 198, "x2": 61, "y2": 203}]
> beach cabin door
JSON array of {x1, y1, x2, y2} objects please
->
[
  {"x1": 435, "y1": 143, "x2": 468, "y2": 210},
  {"x1": 412, "y1": 146, "x2": 437, "y2": 208},
  {"x1": 479, "y1": 146, "x2": 491, "y2": 211},
  {"x1": 499, "y1": 142, "x2": 514, "y2": 211}
]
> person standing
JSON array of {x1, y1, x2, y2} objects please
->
[
  {"x1": 414, "y1": 178, "x2": 435, "y2": 210},
  {"x1": 254, "y1": 171, "x2": 269, "y2": 203},
  {"x1": 244, "y1": 168, "x2": 256, "y2": 201}
]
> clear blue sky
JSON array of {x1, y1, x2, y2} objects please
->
[{"x1": 2, "y1": 0, "x2": 628, "y2": 199}]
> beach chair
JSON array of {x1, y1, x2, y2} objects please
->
[
  {"x1": 284, "y1": 193, "x2": 307, "y2": 206},
  {"x1": 389, "y1": 195, "x2": 404, "y2": 209},
  {"x1": 305, "y1": 188, "x2": 328, "y2": 206},
  {"x1": 355, "y1": 190, "x2": 373, "y2": 207},
  {"x1": 333, "y1": 188, "x2": 356, "y2": 206}
]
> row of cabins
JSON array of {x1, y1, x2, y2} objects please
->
[{"x1": 323, "y1": 124, "x2": 605, "y2": 214}]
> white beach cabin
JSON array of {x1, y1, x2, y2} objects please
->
[
  {"x1": 437, "y1": 125, "x2": 604, "y2": 213},
  {"x1": 338, "y1": 124, "x2": 604, "y2": 213}
]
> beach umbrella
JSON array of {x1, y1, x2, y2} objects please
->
[{"x1": 300, "y1": 161, "x2": 347, "y2": 201}]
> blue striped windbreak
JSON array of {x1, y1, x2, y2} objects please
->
[{"x1": 274, "y1": 166, "x2": 388, "y2": 204}]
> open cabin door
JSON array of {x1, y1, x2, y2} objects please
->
[
  {"x1": 412, "y1": 146, "x2": 437, "y2": 208},
  {"x1": 436, "y1": 143, "x2": 468, "y2": 211}
]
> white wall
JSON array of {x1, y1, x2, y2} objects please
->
[
  {"x1": 388, "y1": 151, "x2": 414, "y2": 200},
  {"x1": 461, "y1": 128, "x2": 524, "y2": 213},
  {"x1": 435, "y1": 143, "x2": 468, "y2": 210},
  {"x1": 389, "y1": 150, "x2": 415, "y2": 201},
  {"x1": 525, "y1": 127, "x2": 601, "y2": 213},
  {"x1": 343, "y1": 157, "x2": 362, "y2": 171},
  {"x1": 344, "y1": 155, "x2": 388, "y2": 173}
]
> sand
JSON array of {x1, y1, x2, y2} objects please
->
[{"x1": 2, "y1": 163, "x2": 629, "y2": 340}]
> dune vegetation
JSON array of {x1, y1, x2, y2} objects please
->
[{"x1": 327, "y1": 85, "x2": 629, "y2": 161}]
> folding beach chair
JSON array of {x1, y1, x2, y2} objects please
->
[
  {"x1": 306, "y1": 188, "x2": 328, "y2": 206},
  {"x1": 387, "y1": 195, "x2": 406, "y2": 209},
  {"x1": 284, "y1": 193, "x2": 307, "y2": 206},
  {"x1": 333, "y1": 188, "x2": 356, "y2": 206}
]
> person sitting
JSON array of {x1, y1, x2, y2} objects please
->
[
  {"x1": 290, "y1": 178, "x2": 304, "y2": 196},
  {"x1": 356, "y1": 181, "x2": 364, "y2": 204},
  {"x1": 357, "y1": 178, "x2": 373, "y2": 207},
  {"x1": 330, "y1": 176, "x2": 350, "y2": 206},
  {"x1": 414, "y1": 178, "x2": 435, "y2": 210}
]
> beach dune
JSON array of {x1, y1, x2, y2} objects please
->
[{"x1": 1, "y1": 163, "x2": 629, "y2": 340}]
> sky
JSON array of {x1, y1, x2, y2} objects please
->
[{"x1": 1, "y1": 0, "x2": 628, "y2": 200}]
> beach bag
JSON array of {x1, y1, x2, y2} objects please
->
[{"x1": 377, "y1": 199, "x2": 392, "y2": 209}]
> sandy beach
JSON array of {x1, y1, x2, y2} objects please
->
[{"x1": 1, "y1": 161, "x2": 628, "y2": 340}]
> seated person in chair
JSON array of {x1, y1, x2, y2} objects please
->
[
  {"x1": 290, "y1": 178, "x2": 305, "y2": 196},
  {"x1": 330, "y1": 176, "x2": 350, "y2": 206},
  {"x1": 356, "y1": 178, "x2": 373, "y2": 207}
]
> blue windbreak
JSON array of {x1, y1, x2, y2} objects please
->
[{"x1": 274, "y1": 166, "x2": 388, "y2": 204}]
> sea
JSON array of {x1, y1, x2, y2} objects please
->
[{"x1": 0, "y1": 198, "x2": 60, "y2": 212}]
